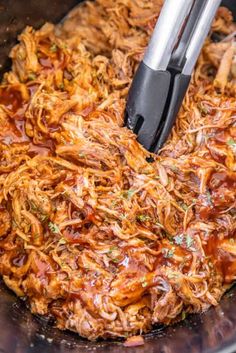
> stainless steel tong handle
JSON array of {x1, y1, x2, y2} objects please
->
[
  {"x1": 144, "y1": 0, "x2": 194, "y2": 71},
  {"x1": 183, "y1": 0, "x2": 222, "y2": 74},
  {"x1": 144, "y1": 0, "x2": 221, "y2": 73}
]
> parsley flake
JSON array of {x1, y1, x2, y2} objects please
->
[
  {"x1": 58, "y1": 237, "x2": 67, "y2": 245},
  {"x1": 181, "y1": 311, "x2": 186, "y2": 320},
  {"x1": 50, "y1": 43, "x2": 58, "y2": 53},
  {"x1": 227, "y1": 138, "x2": 236, "y2": 153},
  {"x1": 186, "y1": 234, "x2": 194, "y2": 249},
  {"x1": 162, "y1": 248, "x2": 174, "y2": 258},
  {"x1": 140, "y1": 277, "x2": 148, "y2": 288},
  {"x1": 78, "y1": 153, "x2": 85, "y2": 159},
  {"x1": 197, "y1": 103, "x2": 209, "y2": 116},
  {"x1": 174, "y1": 234, "x2": 184, "y2": 245},
  {"x1": 48, "y1": 222, "x2": 60, "y2": 234},
  {"x1": 121, "y1": 189, "x2": 135, "y2": 200},
  {"x1": 39, "y1": 214, "x2": 49, "y2": 222},
  {"x1": 137, "y1": 214, "x2": 151, "y2": 222},
  {"x1": 28, "y1": 200, "x2": 38, "y2": 212},
  {"x1": 227, "y1": 138, "x2": 236, "y2": 147},
  {"x1": 108, "y1": 246, "x2": 119, "y2": 254},
  {"x1": 180, "y1": 202, "x2": 188, "y2": 211},
  {"x1": 28, "y1": 73, "x2": 36, "y2": 81},
  {"x1": 206, "y1": 190, "x2": 213, "y2": 206},
  {"x1": 156, "y1": 222, "x2": 164, "y2": 228}
]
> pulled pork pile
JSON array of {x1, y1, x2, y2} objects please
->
[{"x1": 0, "y1": 0, "x2": 235, "y2": 341}]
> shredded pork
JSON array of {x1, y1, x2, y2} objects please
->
[{"x1": 0, "y1": 0, "x2": 235, "y2": 341}]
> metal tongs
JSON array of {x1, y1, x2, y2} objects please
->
[{"x1": 125, "y1": 0, "x2": 221, "y2": 153}]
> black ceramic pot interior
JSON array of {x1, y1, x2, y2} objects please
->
[{"x1": 0, "y1": 1, "x2": 236, "y2": 353}]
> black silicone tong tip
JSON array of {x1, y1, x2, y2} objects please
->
[
  {"x1": 125, "y1": 62, "x2": 171, "y2": 151},
  {"x1": 153, "y1": 73, "x2": 191, "y2": 153},
  {"x1": 126, "y1": 64, "x2": 190, "y2": 153}
]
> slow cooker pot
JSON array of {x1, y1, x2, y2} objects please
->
[{"x1": 0, "y1": 1, "x2": 235, "y2": 353}]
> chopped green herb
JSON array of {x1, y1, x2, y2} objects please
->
[
  {"x1": 60, "y1": 262, "x2": 68, "y2": 269},
  {"x1": 174, "y1": 234, "x2": 184, "y2": 245},
  {"x1": 162, "y1": 248, "x2": 174, "y2": 259},
  {"x1": 140, "y1": 277, "x2": 148, "y2": 287},
  {"x1": 181, "y1": 311, "x2": 186, "y2": 320},
  {"x1": 59, "y1": 83, "x2": 64, "y2": 90},
  {"x1": 48, "y1": 222, "x2": 60, "y2": 234},
  {"x1": 227, "y1": 138, "x2": 236, "y2": 153},
  {"x1": 111, "y1": 200, "x2": 118, "y2": 207},
  {"x1": 28, "y1": 73, "x2": 36, "y2": 81},
  {"x1": 179, "y1": 202, "x2": 188, "y2": 211},
  {"x1": 58, "y1": 237, "x2": 67, "y2": 245},
  {"x1": 208, "y1": 261, "x2": 214, "y2": 269},
  {"x1": 137, "y1": 214, "x2": 151, "y2": 222},
  {"x1": 112, "y1": 258, "x2": 120, "y2": 263},
  {"x1": 204, "y1": 133, "x2": 215, "y2": 141},
  {"x1": 121, "y1": 189, "x2": 135, "y2": 200},
  {"x1": 39, "y1": 214, "x2": 49, "y2": 222},
  {"x1": 186, "y1": 234, "x2": 194, "y2": 249},
  {"x1": 197, "y1": 103, "x2": 209, "y2": 116},
  {"x1": 50, "y1": 43, "x2": 58, "y2": 53},
  {"x1": 61, "y1": 43, "x2": 68, "y2": 49},
  {"x1": 229, "y1": 238, "x2": 235, "y2": 244},
  {"x1": 78, "y1": 153, "x2": 85, "y2": 158},
  {"x1": 227, "y1": 138, "x2": 236, "y2": 147},
  {"x1": 108, "y1": 246, "x2": 118, "y2": 253},
  {"x1": 164, "y1": 232, "x2": 173, "y2": 241},
  {"x1": 62, "y1": 191, "x2": 70, "y2": 200},
  {"x1": 206, "y1": 190, "x2": 213, "y2": 206},
  {"x1": 28, "y1": 200, "x2": 38, "y2": 212}
]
